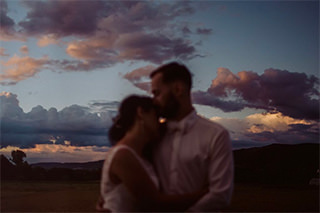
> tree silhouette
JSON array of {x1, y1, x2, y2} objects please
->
[{"x1": 11, "y1": 150, "x2": 28, "y2": 166}]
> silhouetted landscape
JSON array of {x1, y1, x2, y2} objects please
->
[
  {"x1": 2, "y1": 143, "x2": 318, "y2": 184},
  {"x1": 1, "y1": 143, "x2": 319, "y2": 212}
]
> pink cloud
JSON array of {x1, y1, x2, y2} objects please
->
[
  {"x1": 66, "y1": 37, "x2": 118, "y2": 62},
  {"x1": 123, "y1": 65, "x2": 155, "y2": 82},
  {"x1": 18, "y1": 1, "x2": 202, "y2": 66},
  {"x1": 37, "y1": 34, "x2": 62, "y2": 47},
  {"x1": 124, "y1": 65, "x2": 319, "y2": 120},
  {"x1": 20, "y1": 45, "x2": 29, "y2": 55},
  {"x1": 1, "y1": 1, "x2": 211, "y2": 80},
  {"x1": 0, "y1": 48, "x2": 9, "y2": 56},
  {"x1": 201, "y1": 68, "x2": 320, "y2": 120},
  {"x1": 0, "y1": 55, "x2": 49, "y2": 85},
  {"x1": 211, "y1": 112, "x2": 319, "y2": 145},
  {"x1": 64, "y1": 31, "x2": 197, "y2": 68},
  {"x1": 123, "y1": 65, "x2": 155, "y2": 92}
]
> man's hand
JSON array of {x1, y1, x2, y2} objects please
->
[{"x1": 96, "y1": 195, "x2": 111, "y2": 212}]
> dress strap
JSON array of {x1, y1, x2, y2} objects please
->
[{"x1": 108, "y1": 144, "x2": 143, "y2": 166}]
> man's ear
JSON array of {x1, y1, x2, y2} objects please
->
[
  {"x1": 172, "y1": 81, "x2": 184, "y2": 97},
  {"x1": 136, "y1": 106, "x2": 144, "y2": 119}
]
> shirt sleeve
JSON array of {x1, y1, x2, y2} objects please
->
[{"x1": 188, "y1": 129, "x2": 234, "y2": 212}]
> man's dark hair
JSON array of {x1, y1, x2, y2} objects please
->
[{"x1": 150, "y1": 62, "x2": 192, "y2": 90}]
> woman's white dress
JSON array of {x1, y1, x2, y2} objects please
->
[{"x1": 100, "y1": 144, "x2": 159, "y2": 212}]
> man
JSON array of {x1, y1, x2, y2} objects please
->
[{"x1": 150, "y1": 62, "x2": 234, "y2": 212}]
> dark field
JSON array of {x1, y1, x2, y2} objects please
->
[{"x1": 1, "y1": 181, "x2": 318, "y2": 212}]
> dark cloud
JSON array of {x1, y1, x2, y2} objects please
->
[
  {"x1": 124, "y1": 66, "x2": 319, "y2": 121},
  {"x1": 88, "y1": 101, "x2": 120, "y2": 114},
  {"x1": 17, "y1": 1, "x2": 195, "y2": 38},
  {"x1": 1, "y1": 133, "x2": 52, "y2": 149},
  {"x1": 19, "y1": 1, "x2": 107, "y2": 37},
  {"x1": 115, "y1": 32, "x2": 197, "y2": 64},
  {"x1": 203, "y1": 68, "x2": 319, "y2": 120},
  {"x1": 192, "y1": 91, "x2": 246, "y2": 112},
  {"x1": 0, "y1": 92, "x2": 112, "y2": 148},
  {"x1": 182, "y1": 26, "x2": 192, "y2": 35},
  {"x1": 196, "y1": 28, "x2": 213, "y2": 35},
  {"x1": 0, "y1": 0, "x2": 20, "y2": 40},
  {"x1": 51, "y1": 59, "x2": 115, "y2": 72},
  {"x1": 0, "y1": 0, "x2": 15, "y2": 29},
  {"x1": 1, "y1": 1, "x2": 210, "y2": 83}
]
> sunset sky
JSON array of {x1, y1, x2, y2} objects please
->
[{"x1": 0, "y1": 0, "x2": 319, "y2": 163}]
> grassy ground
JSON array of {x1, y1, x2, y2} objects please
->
[
  {"x1": 1, "y1": 181, "x2": 100, "y2": 212},
  {"x1": 228, "y1": 184, "x2": 319, "y2": 212},
  {"x1": 1, "y1": 181, "x2": 319, "y2": 212}
]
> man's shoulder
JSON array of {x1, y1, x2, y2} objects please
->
[{"x1": 195, "y1": 114, "x2": 228, "y2": 133}]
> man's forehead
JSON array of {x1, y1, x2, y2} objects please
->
[{"x1": 151, "y1": 72, "x2": 163, "y2": 86}]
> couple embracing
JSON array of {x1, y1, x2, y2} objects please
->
[{"x1": 97, "y1": 62, "x2": 234, "y2": 212}]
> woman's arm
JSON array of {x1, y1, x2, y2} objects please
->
[{"x1": 110, "y1": 148, "x2": 206, "y2": 212}]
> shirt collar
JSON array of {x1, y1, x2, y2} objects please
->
[{"x1": 166, "y1": 109, "x2": 198, "y2": 134}]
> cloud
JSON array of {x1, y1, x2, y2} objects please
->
[
  {"x1": 2, "y1": 1, "x2": 206, "y2": 78},
  {"x1": 0, "y1": 55, "x2": 49, "y2": 85},
  {"x1": 196, "y1": 28, "x2": 213, "y2": 35},
  {"x1": 37, "y1": 34, "x2": 61, "y2": 47},
  {"x1": 88, "y1": 101, "x2": 120, "y2": 118},
  {"x1": 124, "y1": 65, "x2": 155, "y2": 82},
  {"x1": 124, "y1": 65, "x2": 319, "y2": 121},
  {"x1": 19, "y1": 1, "x2": 107, "y2": 37},
  {"x1": 245, "y1": 112, "x2": 313, "y2": 133},
  {"x1": 0, "y1": 1, "x2": 214, "y2": 85},
  {"x1": 65, "y1": 35, "x2": 118, "y2": 63},
  {"x1": 244, "y1": 123, "x2": 319, "y2": 144},
  {"x1": 211, "y1": 112, "x2": 319, "y2": 145},
  {"x1": 123, "y1": 65, "x2": 155, "y2": 92},
  {"x1": 116, "y1": 32, "x2": 197, "y2": 64},
  {"x1": 192, "y1": 90, "x2": 246, "y2": 112},
  {"x1": 0, "y1": 48, "x2": 9, "y2": 57},
  {"x1": 0, "y1": 0, "x2": 26, "y2": 41},
  {"x1": 200, "y1": 67, "x2": 319, "y2": 120},
  {"x1": 0, "y1": 0, "x2": 16, "y2": 40},
  {"x1": 182, "y1": 26, "x2": 192, "y2": 35},
  {"x1": 64, "y1": 30, "x2": 197, "y2": 68},
  {"x1": 0, "y1": 92, "x2": 113, "y2": 148},
  {"x1": 18, "y1": 1, "x2": 196, "y2": 38},
  {"x1": 0, "y1": 92, "x2": 24, "y2": 119},
  {"x1": 0, "y1": 0, "x2": 14, "y2": 29},
  {"x1": 0, "y1": 1, "x2": 209, "y2": 83},
  {"x1": 20, "y1": 45, "x2": 29, "y2": 54}
]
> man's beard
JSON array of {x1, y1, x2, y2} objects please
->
[{"x1": 159, "y1": 92, "x2": 179, "y2": 119}]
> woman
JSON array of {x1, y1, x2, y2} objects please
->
[{"x1": 98, "y1": 95, "x2": 206, "y2": 212}]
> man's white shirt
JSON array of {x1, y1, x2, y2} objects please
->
[{"x1": 153, "y1": 110, "x2": 234, "y2": 211}]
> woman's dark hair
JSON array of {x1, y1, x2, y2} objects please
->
[{"x1": 108, "y1": 95, "x2": 154, "y2": 145}]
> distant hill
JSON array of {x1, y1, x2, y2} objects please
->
[
  {"x1": 29, "y1": 143, "x2": 319, "y2": 184},
  {"x1": 31, "y1": 160, "x2": 104, "y2": 170},
  {"x1": 234, "y1": 143, "x2": 319, "y2": 184}
]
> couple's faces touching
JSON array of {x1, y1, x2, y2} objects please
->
[
  {"x1": 140, "y1": 72, "x2": 182, "y2": 142},
  {"x1": 139, "y1": 107, "x2": 160, "y2": 141},
  {"x1": 151, "y1": 73, "x2": 179, "y2": 119}
]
